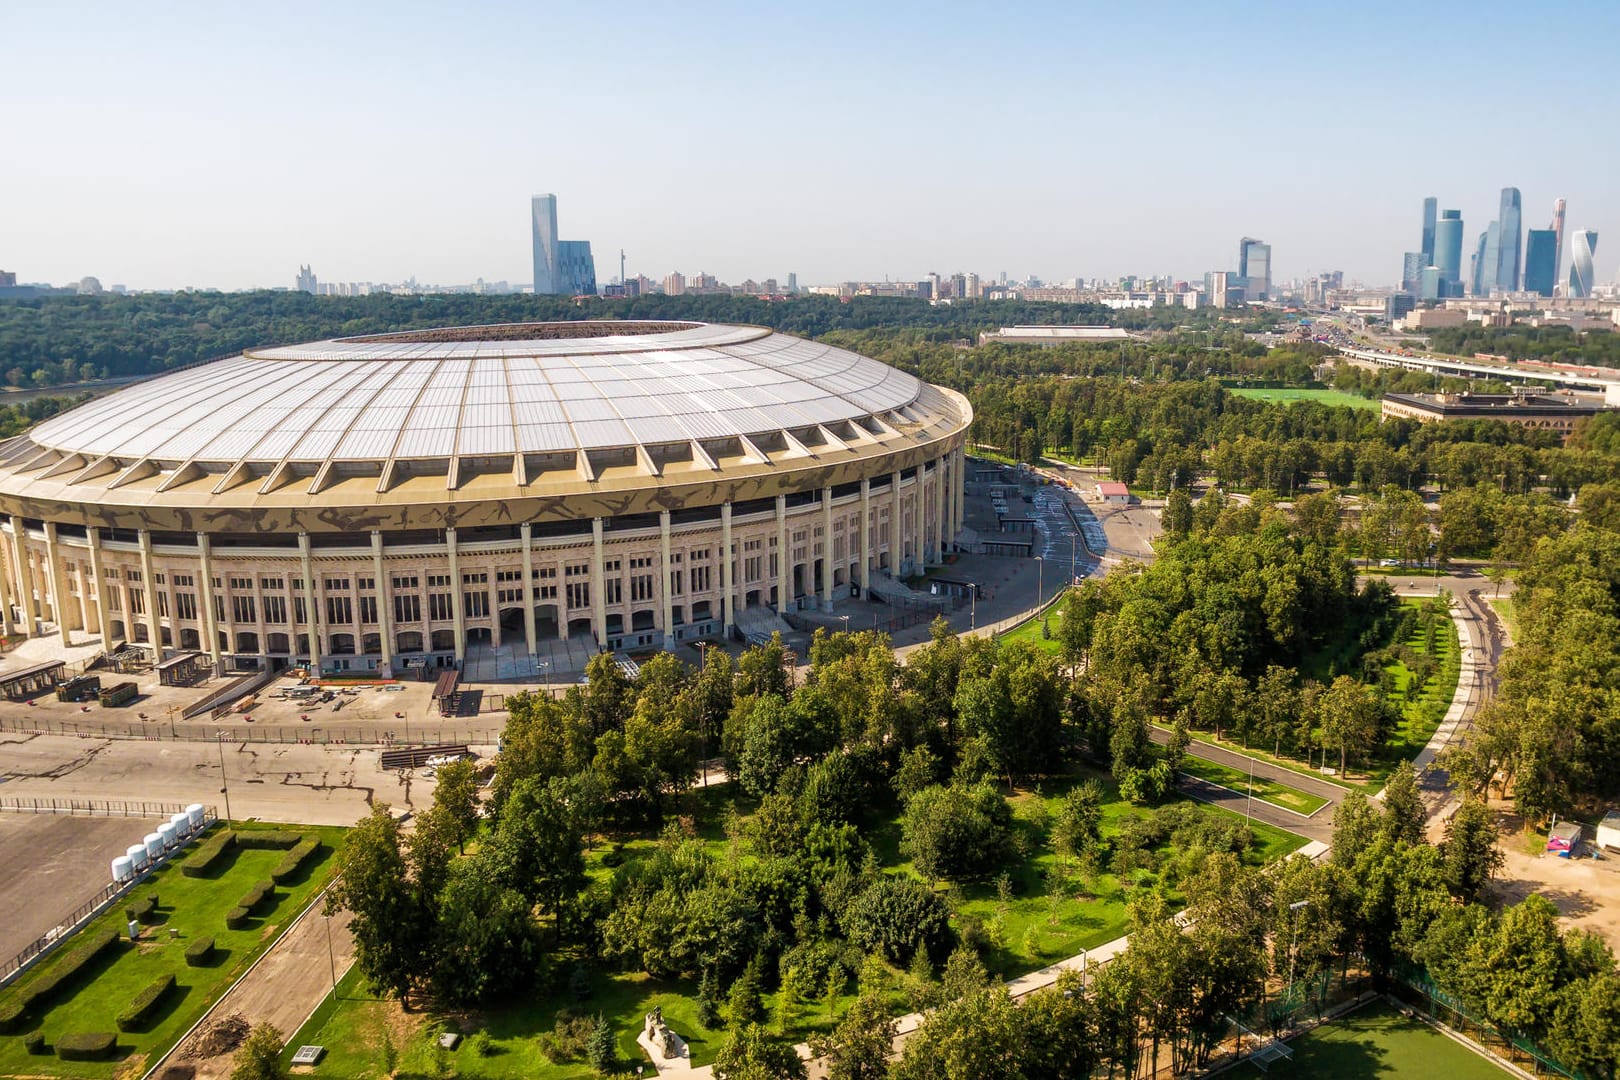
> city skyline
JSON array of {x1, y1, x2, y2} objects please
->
[{"x1": 2, "y1": 2, "x2": 1617, "y2": 291}]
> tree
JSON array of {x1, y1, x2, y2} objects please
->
[
  {"x1": 714, "y1": 1023, "x2": 808, "y2": 1080},
  {"x1": 890, "y1": 987, "x2": 1025, "y2": 1080},
  {"x1": 488, "y1": 776, "x2": 586, "y2": 921},
  {"x1": 586, "y1": 1014, "x2": 617, "y2": 1075},
  {"x1": 230, "y1": 1023, "x2": 285, "y2": 1080},
  {"x1": 728, "y1": 958, "x2": 767, "y2": 1028},
  {"x1": 430, "y1": 758, "x2": 481, "y2": 853},
  {"x1": 431, "y1": 853, "x2": 542, "y2": 1005},
  {"x1": 326, "y1": 805, "x2": 427, "y2": 1004},
  {"x1": 1052, "y1": 779, "x2": 1104, "y2": 858},
  {"x1": 1380, "y1": 760, "x2": 1426, "y2": 845},
  {"x1": 1439, "y1": 797, "x2": 1503, "y2": 902},
  {"x1": 899, "y1": 783, "x2": 1013, "y2": 882},
  {"x1": 1318, "y1": 675, "x2": 1387, "y2": 776},
  {"x1": 841, "y1": 875, "x2": 952, "y2": 966},
  {"x1": 807, "y1": 991, "x2": 895, "y2": 1080},
  {"x1": 1547, "y1": 970, "x2": 1620, "y2": 1080},
  {"x1": 1465, "y1": 895, "x2": 1566, "y2": 1042}
]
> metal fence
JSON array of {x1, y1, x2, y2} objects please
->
[
  {"x1": 0, "y1": 715, "x2": 504, "y2": 747},
  {"x1": 1386, "y1": 963, "x2": 1587, "y2": 1079},
  {"x1": 0, "y1": 796, "x2": 200, "y2": 818},
  {"x1": 0, "y1": 809, "x2": 217, "y2": 987}
]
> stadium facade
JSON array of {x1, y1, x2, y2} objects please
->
[{"x1": 0, "y1": 322, "x2": 971, "y2": 674}]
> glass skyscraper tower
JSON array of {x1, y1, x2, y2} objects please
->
[
  {"x1": 1568, "y1": 230, "x2": 1600, "y2": 298},
  {"x1": 1420, "y1": 197, "x2": 1438, "y2": 264},
  {"x1": 1494, "y1": 187, "x2": 1522, "y2": 293},
  {"x1": 1238, "y1": 237, "x2": 1271, "y2": 301},
  {"x1": 532, "y1": 194, "x2": 559, "y2": 295},
  {"x1": 1523, "y1": 229, "x2": 1558, "y2": 297},
  {"x1": 1434, "y1": 210, "x2": 1464, "y2": 295}
]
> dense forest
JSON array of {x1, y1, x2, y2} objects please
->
[
  {"x1": 0, "y1": 292, "x2": 1265, "y2": 388},
  {"x1": 1427, "y1": 324, "x2": 1620, "y2": 367}
]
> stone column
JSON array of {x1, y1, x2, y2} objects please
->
[
  {"x1": 859, "y1": 479, "x2": 872, "y2": 597},
  {"x1": 659, "y1": 511, "x2": 674, "y2": 650},
  {"x1": 298, "y1": 532, "x2": 322, "y2": 672},
  {"x1": 820, "y1": 486, "x2": 834, "y2": 612},
  {"x1": 446, "y1": 528, "x2": 465, "y2": 664},
  {"x1": 954, "y1": 447, "x2": 966, "y2": 536},
  {"x1": 720, "y1": 502, "x2": 735, "y2": 635},
  {"x1": 890, "y1": 471, "x2": 903, "y2": 576},
  {"x1": 197, "y1": 532, "x2": 220, "y2": 667},
  {"x1": 520, "y1": 523, "x2": 537, "y2": 656},
  {"x1": 932, "y1": 457, "x2": 947, "y2": 564},
  {"x1": 73, "y1": 561, "x2": 91, "y2": 635},
  {"x1": 910, "y1": 472, "x2": 924, "y2": 577},
  {"x1": 0, "y1": 527, "x2": 15, "y2": 637},
  {"x1": 43, "y1": 523, "x2": 76, "y2": 643},
  {"x1": 774, "y1": 495, "x2": 789, "y2": 613},
  {"x1": 590, "y1": 518, "x2": 606, "y2": 646},
  {"x1": 372, "y1": 531, "x2": 392, "y2": 674},
  {"x1": 137, "y1": 529, "x2": 162, "y2": 655},
  {"x1": 85, "y1": 527, "x2": 104, "y2": 637},
  {"x1": 9, "y1": 516, "x2": 37, "y2": 635}
]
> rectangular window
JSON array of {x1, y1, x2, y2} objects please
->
[
  {"x1": 498, "y1": 587, "x2": 523, "y2": 604},
  {"x1": 106, "y1": 585, "x2": 122, "y2": 612},
  {"x1": 604, "y1": 578, "x2": 622, "y2": 605},
  {"x1": 326, "y1": 595, "x2": 352, "y2": 625},
  {"x1": 128, "y1": 588, "x2": 144, "y2": 615},
  {"x1": 631, "y1": 574, "x2": 654, "y2": 602},
  {"x1": 263, "y1": 595, "x2": 287, "y2": 624},
  {"x1": 358, "y1": 595, "x2": 378, "y2": 624},
  {"x1": 464, "y1": 591, "x2": 489, "y2": 618},
  {"x1": 356, "y1": 577, "x2": 374, "y2": 590},
  {"x1": 461, "y1": 572, "x2": 487, "y2": 585},
  {"x1": 294, "y1": 596, "x2": 307, "y2": 624},
  {"x1": 232, "y1": 595, "x2": 256, "y2": 623},
  {"x1": 539, "y1": 584, "x2": 558, "y2": 600},
  {"x1": 669, "y1": 570, "x2": 684, "y2": 596},
  {"x1": 324, "y1": 578, "x2": 350, "y2": 593},
  {"x1": 156, "y1": 592, "x2": 169, "y2": 618},
  {"x1": 427, "y1": 574, "x2": 451, "y2": 588},
  {"x1": 394, "y1": 594, "x2": 421, "y2": 623},
  {"x1": 497, "y1": 570, "x2": 522, "y2": 583},
  {"x1": 744, "y1": 557, "x2": 761, "y2": 582},
  {"x1": 429, "y1": 593, "x2": 453, "y2": 621},
  {"x1": 565, "y1": 582, "x2": 590, "y2": 609},
  {"x1": 213, "y1": 595, "x2": 226, "y2": 621},
  {"x1": 175, "y1": 592, "x2": 196, "y2": 621},
  {"x1": 173, "y1": 574, "x2": 195, "y2": 587},
  {"x1": 127, "y1": 570, "x2": 142, "y2": 584},
  {"x1": 228, "y1": 576, "x2": 252, "y2": 590},
  {"x1": 260, "y1": 577, "x2": 284, "y2": 591},
  {"x1": 392, "y1": 576, "x2": 418, "y2": 591},
  {"x1": 691, "y1": 566, "x2": 711, "y2": 592}
]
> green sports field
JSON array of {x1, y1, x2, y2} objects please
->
[
  {"x1": 1229, "y1": 387, "x2": 1380, "y2": 411},
  {"x1": 1255, "y1": 1000, "x2": 1511, "y2": 1078}
]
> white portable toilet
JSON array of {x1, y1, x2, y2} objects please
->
[
  {"x1": 170, "y1": 812, "x2": 192, "y2": 838},
  {"x1": 186, "y1": 804, "x2": 205, "y2": 830},
  {"x1": 143, "y1": 833, "x2": 165, "y2": 860},
  {"x1": 127, "y1": 843, "x2": 150, "y2": 871},
  {"x1": 158, "y1": 822, "x2": 179, "y2": 850},
  {"x1": 111, "y1": 856, "x2": 134, "y2": 884}
]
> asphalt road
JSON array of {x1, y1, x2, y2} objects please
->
[{"x1": 1148, "y1": 729, "x2": 1341, "y2": 842}]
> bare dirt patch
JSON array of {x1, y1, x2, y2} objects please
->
[{"x1": 1486, "y1": 804, "x2": 1620, "y2": 953}]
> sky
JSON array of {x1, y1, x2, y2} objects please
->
[{"x1": 3, "y1": 1, "x2": 1617, "y2": 292}]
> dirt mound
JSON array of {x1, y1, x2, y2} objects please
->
[{"x1": 182, "y1": 1013, "x2": 251, "y2": 1059}]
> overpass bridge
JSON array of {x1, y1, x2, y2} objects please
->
[{"x1": 1338, "y1": 346, "x2": 1620, "y2": 406}]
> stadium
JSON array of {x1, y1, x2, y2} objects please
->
[{"x1": 0, "y1": 321, "x2": 971, "y2": 675}]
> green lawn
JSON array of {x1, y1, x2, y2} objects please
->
[
  {"x1": 290, "y1": 772, "x2": 1307, "y2": 1079},
  {"x1": 1229, "y1": 387, "x2": 1380, "y2": 411},
  {"x1": 1177, "y1": 757, "x2": 1329, "y2": 816},
  {"x1": 1377, "y1": 598, "x2": 1462, "y2": 770},
  {"x1": 1487, "y1": 596, "x2": 1519, "y2": 643},
  {"x1": 995, "y1": 600, "x2": 1066, "y2": 654},
  {"x1": 1257, "y1": 999, "x2": 1510, "y2": 1078},
  {"x1": 0, "y1": 822, "x2": 345, "y2": 1079}
]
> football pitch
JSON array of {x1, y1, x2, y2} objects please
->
[
  {"x1": 1229, "y1": 387, "x2": 1380, "y2": 411},
  {"x1": 1251, "y1": 1000, "x2": 1511, "y2": 1078}
]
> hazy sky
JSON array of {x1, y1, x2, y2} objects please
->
[{"x1": 3, "y1": 1, "x2": 1616, "y2": 291}]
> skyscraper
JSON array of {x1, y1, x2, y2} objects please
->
[
  {"x1": 531, "y1": 194, "x2": 559, "y2": 295},
  {"x1": 1420, "y1": 197, "x2": 1438, "y2": 264},
  {"x1": 1494, "y1": 187, "x2": 1522, "y2": 293},
  {"x1": 1479, "y1": 221, "x2": 1500, "y2": 295},
  {"x1": 1434, "y1": 210, "x2": 1464, "y2": 294},
  {"x1": 1551, "y1": 198, "x2": 1567, "y2": 292},
  {"x1": 1401, "y1": 252, "x2": 1426, "y2": 294},
  {"x1": 557, "y1": 240, "x2": 597, "y2": 295},
  {"x1": 1568, "y1": 230, "x2": 1599, "y2": 298},
  {"x1": 1523, "y1": 229, "x2": 1558, "y2": 297},
  {"x1": 1238, "y1": 237, "x2": 1271, "y2": 300},
  {"x1": 1470, "y1": 229, "x2": 1490, "y2": 296}
]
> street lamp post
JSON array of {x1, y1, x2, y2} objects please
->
[
  {"x1": 970, "y1": 586, "x2": 977, "y2": 632},
  {"x1": 214, "y1": 730, "x2": 232, "y2": 824},
  {"x1": 324, "y1": 911, "x2": 338, "y2": 999},
  {"x1": 839, "y1": 614, "x2": 849, "y2": 636}
]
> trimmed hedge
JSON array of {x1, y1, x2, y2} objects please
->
[
  {"x1": 22, "y1": 1030, "x2": 44, "y2": 1055},
  {"x1": 55, "y1": 1031, "x2": 118, "y2": 1061},
  {"x1": 270, "y1": 838, "x2": 322, "y2": 884},
  {"x1": 224, "y1": 906, "x2": 251, "y2": 931},
  {"x1": 238, "y1": 879, "x2": 274, "y2": 914},
  {"x1": 126, "y1": 892, "x2": 159, "y2": 923},
  {"x1": 115, "y1": 974, "x2": 174, "y2": 1032},
  {"x1": 184, "y1": 936, "x2": 215, "y2": 966},
  {"x1": 180, "y1": 829, "x2": 236, "y2": 877},
  {"x1": 235, "y1": 831, "x2": 300, "y2": 850},
  {"x1": 0, "y1": 929, "x2": 122, "y2": 1032}
]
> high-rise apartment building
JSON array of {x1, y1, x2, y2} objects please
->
[
  {"x1": 1434, "y1": 210, "x2": 1464, "y2": 295},
  {"x1": 531, "y1": 194, "x2": 559, "y2": 295},
  {"x1": 664, "y1": 272, "x2": 686, "y2": 296},
  {"x1": 1551, "y1": 198, "x2": 1567, "y2": 292},
  {"x1": 557, "y1": 240, "x2": 597, "y2": 295},
  {"x1": 1568, "y1": 230, "x2": 1600, "y2": 298},
  {"x1": 295, "y1": 265, "x2": 317, "y2": 294},
  {"x1": 1523, "y1": 229, "x2": 1558, "y2": 297},
  {"x1": 1402, "y1": 252, "x2": 1426, "y2": 295},
  {"x1": 1420, "y1": 197, "x2": 1438, "y2": 264},
  {"x1": 1238, "y1": 238, "x2": 1271, "y2": 300},
  {"x1": 786, "y1": 273, "x2": 798, "y2": 293},
  {"x1": 1494, "y1": 187, "x2": 1522, "y2": 293}
]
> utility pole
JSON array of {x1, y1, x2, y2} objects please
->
[{"x1": 620, "y1": 249, "x2": 626, "y2": 286}]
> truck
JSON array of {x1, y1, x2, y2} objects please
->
[{"x1": 99, "y1": 681, "x2": 139, "y2": 708}]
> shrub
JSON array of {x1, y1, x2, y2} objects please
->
[
  {"x1": 55, "y1": 1031, "x2": 117, "y2": 1061},
  {"x1": 116, "y1": 974, "x2": 175, "y2": 1031},
  {"x1": 22, "y1": 1030, "x2": 44, "y2": 1055},
  {"x1": 224, "y1": 906, "x2": 251, "y2": 930},
  {"x1": 536, "y1": 1011, "x2": 594, "y2": 1063},
  {"x1": 270, "y1": 837, "x2": 322, "y2": 884},
  {"x1": 467, "y1": 1031, "x2": 492, "y2": 1058},
  {"x1": 234, "y1": 830, "x2": 301, "y2": 850},
  {"x1": 0, "y1": 928, "x2": 124, "y2": 1030},
  {"x1": 237, "y1": 880, "x2": 274, "y2": 914},
  {"x1": 184, "y1": 936, "x2": 214, "y2": 966},
  {"x1": 842, "y1": 876, "x2": 952, "y2": 966},
  {"x1": 126, "y1": 892, "x2": 159, "y2": 923},
  {"x1": 0, "y1": 1001, "x2": 25, "y2": 1035},
  {"x1": 181, "y1": 830, "x2": 236, "y2": 877}
]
